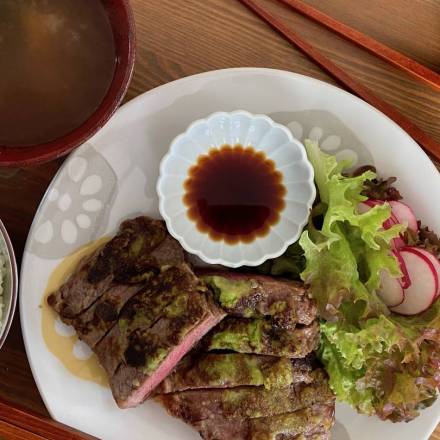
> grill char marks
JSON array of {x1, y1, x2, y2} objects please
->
[
  {"x1": 47, "y1": 215, "x2": 335, "y2": 435},
  {"x1": 156, "y1": 369, "x2": 334, "y2": 422},
  {"x1": 155, "y1": 270, "x2": 334, "y2": 439},
  {"x1": 93, "y1": 259, "x2": 225, "y2": 408},
  {"x1": 205, "y1": 317, "x2": 320, "y2": 358},
  {"x1": 70, "y1": 283, "x2": 143, "y2": 348},
  {"x1": 94, "y1": 264, "x2": 202, "y2": 377},
  {"x1": 47, "y1": 216, "x2": 225, "y2": 409},
  {"x1": 200, "y1": 271, "x2": 317, "y2": 329},
  {"x1": 110, "y1": 293, "x2": 225, "y2": 408},
  {"x1": 194, "y1": 404, "x2": 335, "y2": 440},
  {"x1": 47, "y1": 246, "x2": 112, "y2": 319},
  {"x1": 87, "y1": 217, "x2": 171, "y2": 284},
  {"x1": 156, "y1": 353, "x2": 314, "y2": 394},
  {"x1": 47, "y1": 217, "x2": 178, "y2": 320}
]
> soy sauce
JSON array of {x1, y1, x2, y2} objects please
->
[{"x1": 183, "y1": 145, "x2": 286, "y2": 244}]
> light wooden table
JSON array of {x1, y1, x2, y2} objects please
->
[{"x1": 0, "y1": 0, "x2": 439, "y2": 438}]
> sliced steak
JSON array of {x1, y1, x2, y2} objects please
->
[
  {"x1": 149, "y1": 235, "x2": 186, "y2": 267},
  {"x1": 110, "y1": 292, "x2": 225, "y2": 408},
  {"x1": 47, "y1": 245, "x2": 112, "y2": 319},
  {"x1": 205, "y1": 317, "x2": 319, "y2": 358},
  {"x1": 155, "y1": 368, "x2": 334, "y2": 422},
  {"x1": 262, "y1": 412, "x2": 333, "y2": 440},
  {"x1": 48, "y1": 217, "x2": 183, "y2": 319},
  {"x1": 156, "y1": 353, "x2": 314, "y2": 394},
  {"x1": 89, "y1": 217, "x2": 182, "y2": 283},
  {"x1": 194, "y1": 403, "x2": 335, "y2": 440},
  {"x1": 200, "y1": 271, "x2": 317, "y2": 329},
  {"x1": 48, "y1": 215, "x2": 228, "y2": 409},
  {"x1": 94, "y1": 263, "x2": 202, "y2": 376},
  {"x1": 289, "y1": 430, "x2": 331, "y2": 440},
  {"x1": 289, "y1": 429, "x2": 331, "y2": 440},
  {"x1": 71, "y1": 283, "x2": 143, "y2": 347}
]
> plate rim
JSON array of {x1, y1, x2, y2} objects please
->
[{"x1": 19, "y1": 67, "x2": 440, "y2": 438}]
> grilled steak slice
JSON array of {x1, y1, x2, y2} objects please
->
[
  {"x1": 47, "y1": 245, "x2": 111, "y2": 319},
  {"x1": 155, "y1": 368, "x2": 334, "y2": 422},
  {"x1": 48, "y1": 217, "x2": 183, "y2": 319},
  {"x1": 277, "y1": 407, "x2": 335, "y2": 438},
  {"x1": 88, "y1": 217, "x2": 183, "y2": 283},
  {"x1": 110, "y1": 293, "x2": 225, "y2": 408},
  {"x1": 290, "y1": 430, "x2": 331, "y2": 440},
  {"x1": 200, "y1": 271, "x2": 316, "y2": 329},
  {"x1": 70, "y1": 283, "x2": 143, "y2": 348},
  {"x1": 48, "y1": 215, "x2": 228, "y2": 409},
  {"x1": 94, "y1": 264, "x2": 202, "y2": 376},
  {"x1": 156, "y1": 353, "x2": 314, "y2": 394},
  {"x1": 205, "y1": 317, "x2": 319, "y2": 358},
  {"x1": 194, "y1": 404, "x2": 335, "y2": 440}
]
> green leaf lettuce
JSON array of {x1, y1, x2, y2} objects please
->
[
  {"x1": 319, "y1": 302, "x2": 440, "y2": 421},
  {"x1": 299, "y1": 140, "x2": 440, "y2": 422},
  {"x1": 299, "y1": 139, "x2": 403, "y2": 321}
]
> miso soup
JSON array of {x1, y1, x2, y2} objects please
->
[{"x1": 0, "y1": 0, "x2": 116, "y2": 146}]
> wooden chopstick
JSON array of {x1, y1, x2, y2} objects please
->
[
  {"x1": 277, "y1": 0, "x2": 440, "y2": 91},
  {"x1": 0, "y1": 419, "x2": 46, "y2": 440},
  {"x1": 0, "y1": 398, "x2": 96, "y2": 440},
  {"x1": 238, "y1": 0, "x2": 440, "y2": 161}
]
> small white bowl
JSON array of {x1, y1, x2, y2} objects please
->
[
  {"x1": 157, "y1": 110, "x2": 315, "y2": 268},
  {"x1": 0, "y1": 219, "x2": 17, "y2": 349}
]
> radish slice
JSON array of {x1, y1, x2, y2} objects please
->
[
  {"x1": 358, "y1": 201, "x2": 399, "y2": 230},
  {"x1": 384, "y1": 213, "x2": 400, "y2": 230},
  {"x1": 391, "y1": 236, "x2": 406, "y2": 251},
  {"x1": 392, "y1": 250, "x2": 411, "y2": 289},
  {"x1": 359, "y1": 200, "x2": 410, "y2": 249},
  {"x1": 389, "y1": 201, "x2": 418, "y2": 232},
  {"x1": 364, "y1": 200, "x2": 381, "y2": 207},
  {"x1": 378, "y1": 269, "x2": 404, "y2": 307},
  {"x1": 358, "y1": 201, "x2": 372, "y2": 214},
  {"x1": 408, "y1": 248, "x2": 440, "y2": 299},
  {"x1": 391, "y1": 247, "x2": 438, "y2": 315}
]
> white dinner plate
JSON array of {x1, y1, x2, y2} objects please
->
[{"x1": 20, "y1": 68, "x2": 440, "y2": 440}]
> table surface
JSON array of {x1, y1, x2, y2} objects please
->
[{"x1": 0, "y1": 0, "x2": 439, "y2": 438}]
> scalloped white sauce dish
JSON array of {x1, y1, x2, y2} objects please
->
[{"x1": 157, "y1": 110, "x2": 315, "y2": 267}]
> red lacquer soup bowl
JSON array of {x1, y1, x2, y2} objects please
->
[{"x1": 0, "y1": 0, "x2": 136, "y2": 167}]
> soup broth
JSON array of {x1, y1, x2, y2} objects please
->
[{"x1": 0, "y1": 0, "x2": 116, "y2": 146}]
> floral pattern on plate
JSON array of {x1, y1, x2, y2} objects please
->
[
  {"x1": 29, "y1": 144, "x2": 117, "y2": 259},
  {"x1": 270, "y1": 110, "x2": 374, "y2": 171}
]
